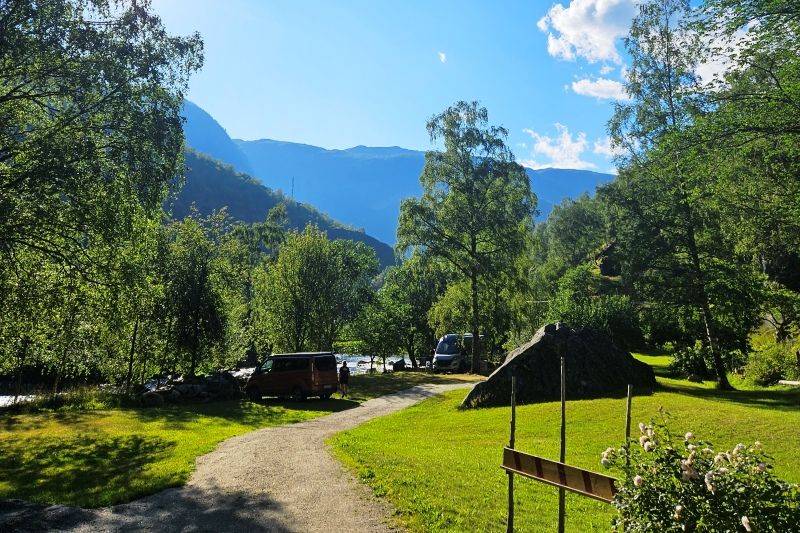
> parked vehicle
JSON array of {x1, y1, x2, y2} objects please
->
[
  {"x1": 432, "y1": 334, "x2": 481, "y2": 373},
  {"x1": 245, "y1": 352, "x2": 339, "y2": 401}
]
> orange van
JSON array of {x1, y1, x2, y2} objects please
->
[{"x1": 245, "y1": 352, "x2": 339, "y2": 401}]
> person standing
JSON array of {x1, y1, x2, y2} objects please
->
[{"x1": 339, "y1": 361, "x2": 350, "y2": 398}]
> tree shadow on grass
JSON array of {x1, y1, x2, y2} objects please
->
[
  {"x1": 0, "y1": 433, "x2": 176, "y2": 508},
  {"x1": 1, "y1": 480, "x2": 297, "y2": 532},
  {"x1": 1, "y1": 410, "x2": 87, "y2": 432},
  {"x1": 657, "y1": 381, "x2": 800, "y2": 412},
  {"x1": 128, "y1": 397, "x2": 360, "y2": 430}
]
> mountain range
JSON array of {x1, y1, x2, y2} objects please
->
[{"x1": 177, "y1": 101, "x2": 615, "y2": 263}]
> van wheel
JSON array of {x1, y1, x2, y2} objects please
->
[
  {"x1": 247, "y1": 387, "x2": 261, "y2": 402},
  {"x1": 291, "y1": 387, "x2": 306, "y2": 402}
]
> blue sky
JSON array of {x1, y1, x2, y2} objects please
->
[{"x1": 152, "y1": 0, "x2": 641, "y2": 173}]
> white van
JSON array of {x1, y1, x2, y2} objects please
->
[{"x1": 432, "y1": 333, "x2": 480, "y2": 373}]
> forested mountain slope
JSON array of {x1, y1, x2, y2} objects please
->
[{"x1": 170, "y1": 150, "x2": 395, "y2": 268}]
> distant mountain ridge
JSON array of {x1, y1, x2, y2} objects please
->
[
  {"x1": 181, "y1": 100, "x2": 615, "y2": 245},
  {"x1": 235, "y1": 138, "x2": 614, "y2": 243}
]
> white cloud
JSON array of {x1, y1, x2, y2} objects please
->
[
  {"x1": 600, "y1": 64, "x2": 614, "y2": 75},
  {"x1": 571, "y1": 77, "x2": 629, "y2": 100},
  {"x1": 695, "y1": 24, "x2": 753, "y2": 86},
  {"x1": 537, "y1": 0, "x2": 637, "y2": 64},
  {"x1": 438, "y1": 51, "x2": 447, "y2": 63},
  {"x1": 593, "y1": 135, "x2": 624, "y2": 158},
  {"x1": 519, "y1": 124, "x2": 596, "y2": 170}
]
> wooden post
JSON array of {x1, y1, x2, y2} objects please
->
[
  {"x1": 507, "y1": 373, "x2": 516, "y2": 533},
  {"x1": 558, "y1": 355, "x2": 566, "y2": 533},
  {"x1": 625, "y1": 384, "x2": 633, "y2": 467}
]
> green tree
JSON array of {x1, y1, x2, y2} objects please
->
[
  {"x1": 255, "y1": 226, "x2": 377, "y2": 353},
  {"x1": 397, "y1": 101, "x2": 536, "y2": 372},
  {"x1": 162, "y1": 211, "x2": 247, "y2": 375},
  {"x1": 608, "y1": 0, "x2": 740, "y2": 388},
  {"x1": 378, "y1": 254, "x2": 445, "y2": 368},
  {"x1": 0, "y1": 0, "x2": 202, "y2": 272}
]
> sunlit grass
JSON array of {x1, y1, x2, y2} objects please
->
[
  {"x1": 0, "y1": 371, "x2": 470, "y2": 508},
  {"x1": 330, "y1": 369, "x2": 800, "y2": 532}
]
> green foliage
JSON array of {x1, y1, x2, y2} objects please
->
[
  {"x1": 0, "y1": 0, "x2": 202, "y2": 271},
  {"x1": 546, "y1": 265, "x2": 642, "y2": 348},
  {"x1": 398, "y1": 101, "x2": 535, "y2": 371},
  {"x1": 254, "y1": 225, "x2": 377, "y2": 353},
  {"x1": 604, "y1": 419, "x2": 800, "y2": 532},
  {"x1": 744, "y1": 329, "x2": 800, "y2": 386}
]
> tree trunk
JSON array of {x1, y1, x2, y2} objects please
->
[
  {"x1": 14, "y1": 336, "x2": 30, "y2": 402},
  {"x1": 470, "y1": 270, "x2": 481, "y2": 374},
  {"x1": 685, "y1": 219, "x2": 732, "y2": 390},
  {"x1": 125, "y1": 316, "x2": 140, "y2": 394}
]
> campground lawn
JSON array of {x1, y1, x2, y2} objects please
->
[
  {"x1": 0, "y1": 371, "x2": 471, "y2": 508},
  {"x1": 329, "y1": 360, "x2": 800, "y2": 532}
]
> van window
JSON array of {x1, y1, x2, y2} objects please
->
[
  {"x1": 260, "y1": 359, "x2": 274, "y2": 372},
  {"x1": 314, "y1": 356, "x2": 337, "y2": 371},
  {"x1": 272, "y1": 357, "x2": 310, "y2": 372}
]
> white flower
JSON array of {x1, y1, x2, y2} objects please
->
[
  {"x1": 733, "y1": 443, "x2": 747, "y2": 456},
  {"x1": 685, "y1": 432, "x2": 694, "y2": 441},
  {"x1": 647, "y1": 427, "x2": 655, "y2": 439},
  {"x1": 680, "y1": 461, "x2": 698, "y2": 481},
  {"x1": 714, "y1": 453, "x2": 727, "y2": 465},
  {"x1": 705, "y1": 471, "x2": 716, "y2": 493},
  {"x1": 687, "y1": 444, "x2": 697, "y2": 452},
  {"x1": 755, "y1": 463, "x2": 767, "y2": 473},
  {"x1": 639, "y1": 435, "x2": 650, "y2": 447},
  {"x1": 741, "y1": 515, "x2": 752, "y2": 532},
  {"x1": 638, "y1": 422, "x2": 646, "y2": 434},
  {"x1": 753, "y1": 441, "x2": 762, "y2": 450},
  {"x1": 673, "y1": 504, "x2": 684, "y2": 520},
  {"x1": 702, "y1": 448, "x2": 714, "y2": 455},
  {"x1": 633, "y1": 475, "x2": 643, "y2": 487},
  {"x1": 644, "y1": 441, "x2": 654, "y2": 452}
]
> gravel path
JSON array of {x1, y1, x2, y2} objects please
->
[{"x1": 1, "y1": 382, "x2": 471, "y2": 533}]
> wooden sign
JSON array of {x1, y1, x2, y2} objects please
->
[{"x1": 501, "y1": 447, "x2": 618, "y2": 504}]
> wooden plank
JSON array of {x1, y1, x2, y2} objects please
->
[{"x1": 501, "y1": 448, "x2": 618, "y2": 504}]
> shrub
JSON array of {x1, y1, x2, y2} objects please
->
[
  {"x1": 669, "y1": 342, "x2": 747, "y2": 380},
  {"x1": 547, "y1": 265, "x2": 643, "y2": 348},
  {"x1": 744, "y1": 330, "x2": 800, "y2": 386},
  {"x1": 602, "y1": 417, "x2": 800, "y2": 532}
]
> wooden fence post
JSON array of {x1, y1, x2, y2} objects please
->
[
  {"x1": 558, "y1": 355, "x2": 566, "y2": 533},
  {"x1": 507, "y1": 373, "x2": 516, "y2": 533}
]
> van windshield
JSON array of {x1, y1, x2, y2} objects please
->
[{"x1": 436, "y1": 337, "x2": 461, "y2": 355}]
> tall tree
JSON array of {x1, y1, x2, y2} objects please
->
[
  {"x1": 608, "y1": 0, "x2": 741, "y2": 389},
  {"x1": 0, "y1": 0, "x2": 202, "y2": 272},
  {"x1": 397, "y1": 101, "x2": 536, "y2": 372}
]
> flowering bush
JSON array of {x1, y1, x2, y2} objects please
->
[{"x1": 601, "y1": 417, "x2": 800, "y2": 532}]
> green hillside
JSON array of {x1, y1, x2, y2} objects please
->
[{"x1": 169, "y1": 150, "x2": 396, "y2": 268}]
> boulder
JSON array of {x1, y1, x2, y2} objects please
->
[
  {"x1": 141, "y1": 391, "x2": 165, "y2": 408},
  {"x1": 461, "y1": 323, "x2": 656, "y2": 408}
]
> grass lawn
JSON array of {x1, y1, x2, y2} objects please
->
[
  {"x1": 329, "y1": 359, "x2": 800, "y2": 532},
  {"x1": 0, "y1": 371, "x2": 470, "y2": 508}
]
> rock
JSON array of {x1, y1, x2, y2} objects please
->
[
  {"x1": 461, "y1": 323, "x2": 656, "y2": 408},
  {"x1": 141, "y1": 391, "x2": 165, "y2": 408}
]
